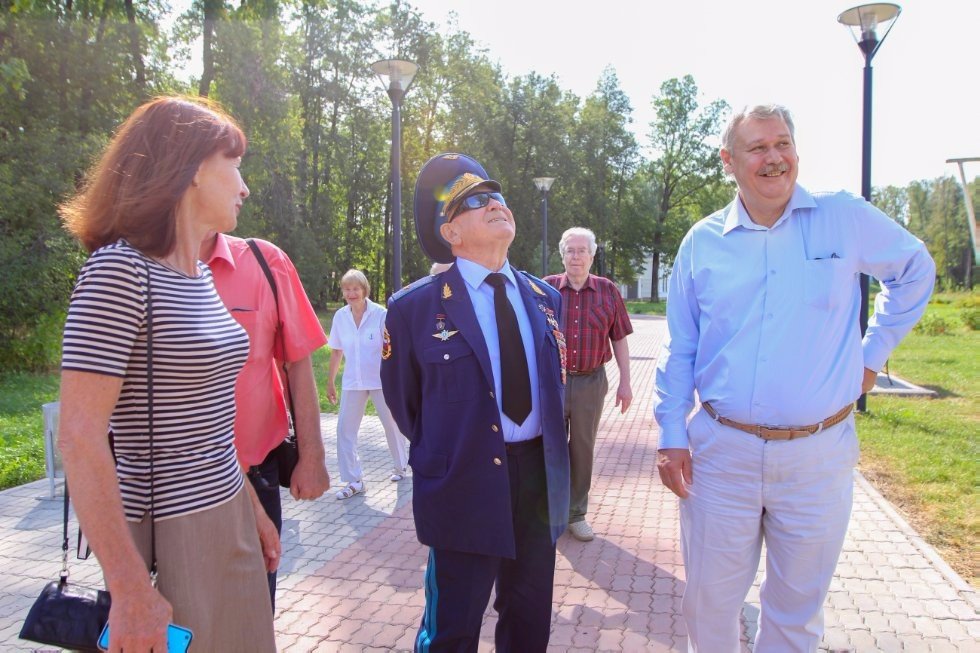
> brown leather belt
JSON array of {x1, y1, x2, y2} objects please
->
[{"x1": 702, "y1": 402, "x2": 853, "y2": 441}]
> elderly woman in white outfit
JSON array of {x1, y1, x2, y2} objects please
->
[{"x1": 327, "y1": 269, "x2": 409, "y2": 499}]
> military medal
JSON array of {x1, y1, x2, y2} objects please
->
[
  {"x1": 553, "y1": 329, "x2": 567, "y2": 384},
  {"x1": 432, "y1": 313, "x2": 458, "y2": 341}
]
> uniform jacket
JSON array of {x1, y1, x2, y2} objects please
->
[{"x1": 381, "y1": 262, "x2": 570, "y2": 558}]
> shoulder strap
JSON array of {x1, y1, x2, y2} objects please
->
[
  {"x1": 245, "y1": 239, "x2": 295, "y2": 425},
  {"x1": 246, "y1": 238, "x2": 279, "y2": 310},
  {"x1": 145, "y1": 261, "x2": 158, "y2": 585}
]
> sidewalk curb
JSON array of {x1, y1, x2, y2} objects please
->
[{"x1": 853, "y1": 469, "x2": 977, "y2": 601}]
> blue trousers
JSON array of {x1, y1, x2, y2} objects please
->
[{"x1": 415, "y1": 438, "x2": 556, "y2": 653}]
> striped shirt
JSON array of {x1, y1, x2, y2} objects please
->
[{"x1": 62, "y1": 240, "x2": 249, "y2": 521}]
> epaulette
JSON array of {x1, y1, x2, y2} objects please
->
[{"x1": 388, "y1": 274, "x2": 437, "y2": 304}]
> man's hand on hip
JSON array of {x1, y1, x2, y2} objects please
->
[
  {"x1": 657, "y1": 448, "x2": 692, "y2": 498},
  {"x1": 290, "y1": 456, "x2": 330, "y2": 500}
]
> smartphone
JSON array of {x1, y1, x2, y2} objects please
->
[{"x1": 97, "y1": 622, "x2": 193, "y2": 652}]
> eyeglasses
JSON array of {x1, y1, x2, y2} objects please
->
[{"x1": 450, "y1": 191, "x2": 507, "y2": 219}]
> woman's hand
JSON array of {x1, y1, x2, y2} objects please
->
[
  {"x1": 326, "y1": 380, "x2": 338, "y2": 404},
  {"x1": 254, "y1": 508, "x2": 281, "y2": 573},
  {"x1": 104, "y1": 581, "x2": 172, "y2": 653}
]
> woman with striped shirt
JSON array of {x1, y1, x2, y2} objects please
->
[{"x1": 58, "y1": 97, "x2": 276, "y2": 651}]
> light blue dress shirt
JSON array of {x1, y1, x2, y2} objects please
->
[
  {"x1": 654, "y1": 185, "x2": 935, "y2": 449},
  {"x1": 455, "y1": 257, "x2": 542, "y2": 442}
]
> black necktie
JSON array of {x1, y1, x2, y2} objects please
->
[{"x1": 485, "y1": 273, "x2": 532, "y2": 425}]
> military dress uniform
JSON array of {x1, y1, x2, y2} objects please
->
[{"x1": 381, "y1": 153, "x2": 570, "y2": 652}]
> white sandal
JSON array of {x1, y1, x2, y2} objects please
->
[{"x1": 335, "y1": 481, "x2": 365, "y2": 500}]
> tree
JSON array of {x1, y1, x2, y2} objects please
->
[
  {"x1": 572, "y1": 67, "x2": 638, "y2": 281},
  {"x1": 645, "y1": 75, "x2": 729, "y2": 301}
]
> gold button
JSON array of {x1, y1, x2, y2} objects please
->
[
  {"x1": 493, "y1": 457, "x2": 502, "y2": 466},
  {"x1": 491, "y1": 424, "x2": 499, "y2": 432},
  {"x1": 443, "y1": 353, "x2": 450, "y2": 360}
]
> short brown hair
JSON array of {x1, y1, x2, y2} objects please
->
[{"x1": 60, "y1": 96, "x2": 246, "y2": 255}]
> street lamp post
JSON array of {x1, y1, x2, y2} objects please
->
[
  {"x1": 370, "y1": 58, "x2": 418, "y2": 293},
  {"x1": 838, "y1": 3, "x2": 901, "y2": 411},
  {"x1": 533, "y1": 177, "x2": 556, "y2": 277}
]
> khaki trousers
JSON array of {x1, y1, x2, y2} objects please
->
[{"x1": 565, "y1": 366, "x2": 608, "y2": 523}]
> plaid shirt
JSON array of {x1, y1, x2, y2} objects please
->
[{"x1": 543, "y1": 273, "x2": 633, "y2": 373}]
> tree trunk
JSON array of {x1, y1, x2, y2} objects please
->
[
  {"x1": 198, "y1": 0, "x2": 220, "y2": 97},
  {"x1": 650, "y1": 249, "x2": 661, "y2": 302},
  {"x1": 124, "y1": 0, "x2": 146, "y2": 88}
]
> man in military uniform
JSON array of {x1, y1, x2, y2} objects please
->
[{"x1": 381, "y1": 153, "x2": 570, "y2": 652}]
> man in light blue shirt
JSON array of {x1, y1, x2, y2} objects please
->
[{"x1": 654, "y1": 105, "x2": 934, "y2": 652}]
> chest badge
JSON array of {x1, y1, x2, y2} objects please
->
[
  {"x1": 442, "y1": 283, "x2": 453, "y2": 300},
  {"x1": 528, "y1": 279, "x2": 547, "y2": 296}
]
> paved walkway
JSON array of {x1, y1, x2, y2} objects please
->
[{"x1": 1, "y1": 316, "x2": 977, "y2": 651}]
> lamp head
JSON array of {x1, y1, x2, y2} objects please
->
[
  {"x1": 533, "y1": 177, "x2": 556, "y2": 192},
  {"x1": 837, "y1": 3, "x2": 901, "y2": 61}
]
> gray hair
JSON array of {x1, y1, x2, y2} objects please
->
[
  {"x1": 721, "y1": 104, "x2": 796, "y2": 153},
  {"x1": 558, "y1": 227, "x2": 598, "y2": 257}
]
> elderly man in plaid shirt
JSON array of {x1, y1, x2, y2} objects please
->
[{"x1": 545, "y1": 227, "x2": 633, "y2": 541}]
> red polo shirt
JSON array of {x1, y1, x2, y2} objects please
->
[
  {"x1": 207, "y1": 234, "x2": 327, "y2": 465},
  {"x1": 543, "y1": 273, "x2": 633, "y2": 373}
]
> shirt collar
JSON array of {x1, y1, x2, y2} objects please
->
[
  {"x1": 556, "y1": 272, "x2": 597, "y2": 291},
  {"x1": 205, "y1": 233, "x2": 236, "y2": 269},
  {"x1": 455, "y1": 256, "x2": 516, "y2": 291},
  {"x1": 722, "y1": 184, "x2": 817, "y2": 234}
]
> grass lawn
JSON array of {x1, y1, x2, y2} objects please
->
[
  {"x1": 626, "y1": 299, "x2": 666, "y2": 315},
  {"x1": 854, "y1": 293, "x2": 978, "y2": 585}
]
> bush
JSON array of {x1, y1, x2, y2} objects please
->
[
  {"x1": 0, "y1": 310, "x2": 65, "y2": 372},
  {"x1": 914, "y1": 314, "x2": 952, "y2": 336},
  {"x1": 961, "y1": 308, "x2": 979, "y2": 331}
]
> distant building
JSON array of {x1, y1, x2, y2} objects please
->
[{"x1": 616, "y1": 253, "x2": 671, "y2": 301}]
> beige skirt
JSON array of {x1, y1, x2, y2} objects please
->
[{"x1": 128, "y1": 487, "x2": 276, "y2": 652}]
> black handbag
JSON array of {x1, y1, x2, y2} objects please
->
[
  {"x1": 21, "y1": 261, "x2": 161, "y2": 651},
  {"x1": 275, "y1": 432, "x2": 300, "y2": 488},
  {"x1": 19, "y1": 486, "x2": 112, "y2": 652},
  {"x1": 247, "y1": 238, "x2": 300, "y2": 488}
]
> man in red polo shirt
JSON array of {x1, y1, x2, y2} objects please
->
[
  {"x1": 200, "y1": 232, "x2": 330, "y2": 606},
  {"x1": 545, "y1": 227, "x2": 633, "y2": 542}
]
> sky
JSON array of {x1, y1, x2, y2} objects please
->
[{"x1": 404, "y1": 0, "x2": 980, "y2": 194}]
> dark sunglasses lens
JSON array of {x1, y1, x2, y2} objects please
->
[{"x1": 461, "y1": 192, "x2": 506, "y2": 211}]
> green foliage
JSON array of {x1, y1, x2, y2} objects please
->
[
  {"x1": 914, "y1": 313, "x2": 952, "y2": 336},
  {"x1": 961, "y1": 308, "x2": 979, "y2": 331},
  {"x1": 642, "y1": 75, "x2": 730, "y2": 300},
  {"x1": 0, "y1": 371, "x2": 59, "y2": 490}
]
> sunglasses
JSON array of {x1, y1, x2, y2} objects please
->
[{"x1": 450, "y1": 191, "x2": 507, "y2": 219}]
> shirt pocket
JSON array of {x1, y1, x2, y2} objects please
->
[
  {"x1": 421, "y1": 341, "x2": 481, "y2": 403},
  {"x1": 803, "y1": 258, "x2": 854, "y2": 311}
]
